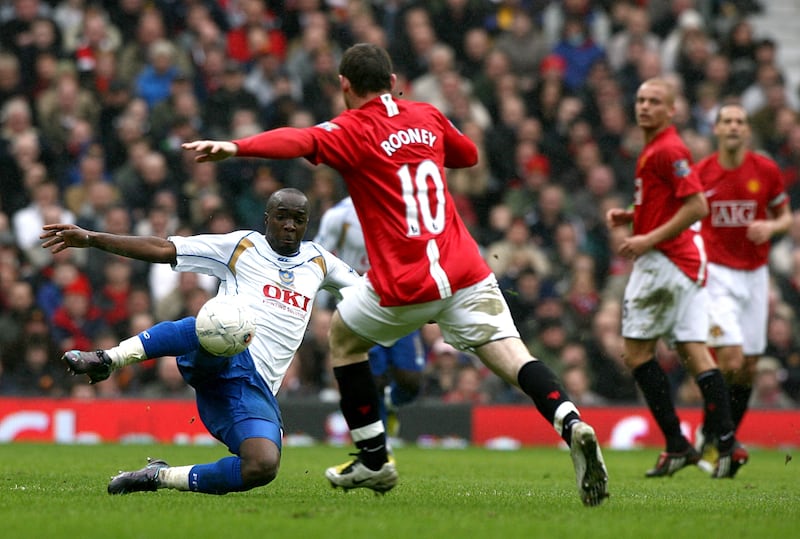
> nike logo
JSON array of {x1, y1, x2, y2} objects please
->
[
  {"x1": 351, "y1": 478, "x2": 370, "y2": 485},
  {"x1": 704, "y1": 188, "x2": 718, "y2": 198}
]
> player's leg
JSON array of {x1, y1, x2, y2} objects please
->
[
  {"x1": 379, "y1": 331, "x2": 425, "y2": 438},
  {"x1": 439, "y1": 275, "x2": 608, "y2": 506},
  {"x1": 325, "y1": 282, "x2": 430, "y2": 492},
  {"x1": 620, "y1": 252, "x2": 699, "y2": 476},
  {"x1": 325, "y1": 311, "x2": 398, "y2": 492},
  {"x1": 62, "y1": 317, "x2": 209, "y2": 383},
  {"x1": 109, "y1": 368, "x2": 283, "y2": 495},
  {"x1": 724, "y1": 266, "x2": 769, "y2": 432}
]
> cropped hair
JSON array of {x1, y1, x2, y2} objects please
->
[{"x1": 339, "y1": 43, "x2": 393, "y2": 96}]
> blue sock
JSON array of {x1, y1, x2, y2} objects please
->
[
  {"x1": 140, "y1": 318, "x2": 199, "y2": 358},
  {"x1": 389, "y1": 383, "x2": 417, "y2": 408},
  {"x1": 189, "y1": 456, "x2": 244, "y2": 494}
]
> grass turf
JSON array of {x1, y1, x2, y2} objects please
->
[{"x1": 0, "y1": 443, "x2": 796, "y2": 539}]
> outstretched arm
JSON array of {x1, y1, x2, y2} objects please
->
[
  {"x1": 41, "y1": 223, "x2": 177, "y2": 264},
  {"x1": 182, "y1": 127, "x2": 317, "y2": 162}
]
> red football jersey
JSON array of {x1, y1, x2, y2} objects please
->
[
  {"x1": 633, "y1": 126, "x2": 707, "y2": 282},
  {"x1": 696, "y1": 151, "x2": 788, "y2": 270},
  {"x1": 304, "y1": 95, "x2": 489, "y2": 306}
]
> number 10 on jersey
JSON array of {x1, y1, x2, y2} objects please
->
[{"x1": 399, "y1": 159, "x2": 445, "y2": 237}]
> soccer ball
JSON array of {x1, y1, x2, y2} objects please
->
[{"x1": 195, "y1": 295, "x2": 257, "y2": 356}]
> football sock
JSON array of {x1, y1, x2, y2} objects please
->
[
  {"x1": 138, "y1": 317, "x2": 199, "y2": 358},
  {"x1": 517, "y1": 360, "x2": 580, "y2": 445},
  {"x1": 696, "y1": 369, "x2": 735, "y2": 452},
  {"x1": 729, "y1": 383, "x2": 752, "y2": 429},
  {"x1": 334, "y1": 361, "x2": 387, "y2": 470},
  {"x1": 188, "y1": 457, "x2": 244, "y2": 494},
  {"x1": 633, "y1": 358, "x2": 688, "y2": 452},
  {"x1": 158, "y1": 465, "x2": 193, "y2": 491},
  {"x1": 108, "y1": 318, "x2": 200, "y2": 369}
]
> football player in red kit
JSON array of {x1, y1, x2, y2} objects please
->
[{"x1": 694, "y1": 103, "x2": 791, "y2": 468}]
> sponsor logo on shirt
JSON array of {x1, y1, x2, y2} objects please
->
[
  {"x1": 710, "y1": 200, "x2": 757, "y2": 227},
  {"x1": 263, "y1": 284, "x2": 312, "y2": 312}
]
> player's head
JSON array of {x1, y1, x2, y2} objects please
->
[
  {"x1": 635, "y1": 78, "x2": 676, "y2": 134},
  {"x1": 338, "y1": 43, "x2": 395, "y2": 108},
  {"x1": 264, "y1": 188, "x2": 310, "y2": 256},
  {"x1": 713, "y1": 103, "x2": 750, "y2": 153}
]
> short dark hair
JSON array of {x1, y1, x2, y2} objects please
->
[{"x1": 339, "y1": 43, "x2": 393, "y2": 96}]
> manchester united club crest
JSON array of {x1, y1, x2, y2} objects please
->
[
  {"x1": 709, "y1": 325, "x2": 724, "y2": 338},
  {"x1": 279, "y1": 269, "x2": 295, "y2": 285}
]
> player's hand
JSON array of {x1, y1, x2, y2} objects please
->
[
  {"x1": 606, "y1": 208, "x2": 634, "y2": 228},
  {"x1": 40, "y1": 223, "x2": 92, "y2": 253},
  {"x1": 181, "y1": 140, "x2": 238, "y2": 162},
  {"x1": 618, "y1": 234, "x2": 651, "y2": 260},
  {"x1": 746, "y1": 220, "x2": 773, "y2": 245}
]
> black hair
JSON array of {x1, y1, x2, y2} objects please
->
[
  {"x1": 265, "y1": 187, "x2": 308, "y2": 214},
  {"x1": 339, "y1": 43, "x2": 393, "y2": 96}
]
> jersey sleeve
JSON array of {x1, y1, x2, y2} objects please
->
[
  {"x1": 169, "y1": 232, "x2": 253, "y2": 280},
  {"x1": 658, "y1": 144, "x2": 702, "y2": 198},
  {"x1": 317, "y1": 247, "x2": 362, "y2": 297},
  {"x1": 441, "y1": 114, "x2": 478, "y2": 169},
  {"x1": 305, "y1": 117, "x2": 361, "y2": 171},
  {"x1": 761, "y1": 155, "x2": 789, "y2": 210}
]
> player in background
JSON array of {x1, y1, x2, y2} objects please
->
[
  {"x1": 606, "y1": 78, "x2": 747, "y2": 479},
  {"x1": 314, "y1": 196, "x2": 426, "y2": 441},
  {"x1": 694, "y1": 103, "x2": 791, "y2": 469},
  {"x1": 40, "y1": 188, "x2": 362, "y2": 495},
  {"x1": 183, "y1": 43, "x2": 609, "y2": 507}
]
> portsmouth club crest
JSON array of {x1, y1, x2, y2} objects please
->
[{"x1": 278, "y1": 269, "x2": 295, "y2": 286}]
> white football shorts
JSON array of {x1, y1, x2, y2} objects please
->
[
  {"x1": 337, "y1": 274, "x2": 520, "y2": 352},
  {"x1": 706, "y1": 262, "x2": 768, "y2": 355},
  {"x1": 622, "y1": 250, "x2": 709, "y2": 342}
]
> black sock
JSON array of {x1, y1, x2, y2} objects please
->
[
  {"x1": 696, "y1": 369, "x2": 735, "y2": 452},
  {"x1": 517, "y1": 360, "x2": 580, "y2": 445},
  {"x1": 333, "y1": 362, "x2": 386, "y2": 469},
  {"x1": 633, "y1": 359, "x2": 687, "y2": 452},
  {"x1": 729, "y1": 383, "x2": 752, "y2": 429}
]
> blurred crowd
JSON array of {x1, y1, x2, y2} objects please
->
[{"x1": 0, "y1": 0, "x2": 797, "y2": 410}]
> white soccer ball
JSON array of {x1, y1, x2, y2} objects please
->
[{"x1": 195, "y1": 295, "x2": 257, "y2": 356}]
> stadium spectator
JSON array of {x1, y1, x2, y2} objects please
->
[
  {"x1": 442, "y1": 364, "x2": 490, "y2": 405},
  {"x1": 550, "y1": 16, "x2": 606, "y2": 93},
  {"x1": 749, "y1": 356, "x2": 796, "y2": 409},
  {"x1": 562, "y1": 363, "x2": 608, "y2": 407},
  {"x1": 50, "y1": 274, "x2": 108, "y2": 353}
]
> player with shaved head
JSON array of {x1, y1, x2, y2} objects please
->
[{"x1": 606, "y1": 78, "x2": 747, "y2": 478}]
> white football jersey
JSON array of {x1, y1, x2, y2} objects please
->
[
  {"x1": 314, "y1": 197, "x2": 370, "y2": 275},
  {"x1": 169, "y1": 231, "x2": 361, "y2": 393}
]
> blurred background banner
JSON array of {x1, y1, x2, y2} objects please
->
[{"x1": 0, "y1": 397, "x2": 796, "y2": 449}]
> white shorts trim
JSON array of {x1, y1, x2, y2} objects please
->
[
  {"x1": 706, "y1": 263, "x2": 768, "y2": 355},
  {"x1": 337, "y1": 274, "x2": 519, "y2": 352},
  {"x1": 622, "y1": 250, "x2": 709, "y2": 342}
]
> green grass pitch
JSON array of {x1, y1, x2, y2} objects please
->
[{"x1": 1, "y1": 443, "x2": 796, "y2": 539}]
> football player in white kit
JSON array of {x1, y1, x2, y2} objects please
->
[
  {"x1": 315, "y1": 197, "x2": 426, "y2": 440},
  {"x1": 41, "y1": 188, "x2": 361, "y2": 495}
]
